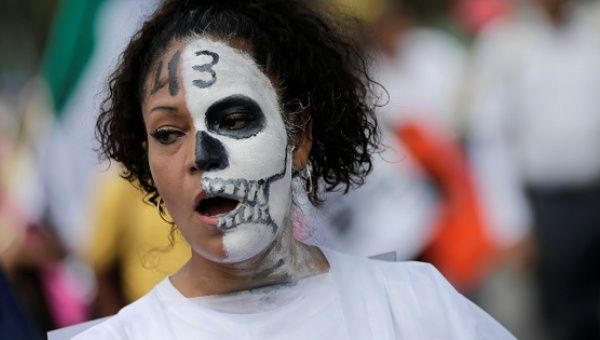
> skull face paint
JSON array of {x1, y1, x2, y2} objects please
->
[{"x1": 181, "y1": 37, "x2": 292, "y2": 263}]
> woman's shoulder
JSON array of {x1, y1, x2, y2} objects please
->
[
  {"x1": 325, "y1": 248, "x2": 464, "y2": 303},
  {"x1": 323, "y1": 249, "x2": 516, "y2": 339},
  {"x1": 323, "y1": 247, "x2": 443, "y2": 282},
  {"x1": 322, "y1": 249, "x2": 455, "y2": 304},
  {"x1": 71, "y1": 282, "x2": 167, "y2": 340}
]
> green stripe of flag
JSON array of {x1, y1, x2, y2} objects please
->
[{"x1": 42, "y1": 0, "x2": 106, "y2": 116}]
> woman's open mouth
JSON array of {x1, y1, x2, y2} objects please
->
[
  {"x1": 198, "y1": 173, "x2": 280, "y2": 230},
  {"x1": 195, "y1": 196, "x2": 240, "y2": 217}
]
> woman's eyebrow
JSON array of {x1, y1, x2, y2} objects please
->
[{"x1": 149, "y1": 105, "x2": 179, "y2": 114}]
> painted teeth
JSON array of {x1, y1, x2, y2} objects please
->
[
  {"x1": 256, "y1": 206, "x2": 263, "y2": 220},
  {"x1": 234, "y1": 213, "x2": 243, "y2": 225},
  {"x1": 247, "y1": 183, "x2": 258, "y2": 203},
  {"x1": 213, "y1": 180, "x2": 224, "y2": 193},
  {"x1": 222, "y1": 217, "x2": 234, "y2": 229},
  {"x1": 243, "y1": 206, "x2": 252, "y2": 220},
  {"x1": 257, "y1": 186, "x2": 267, "y2": 205},
  {"x1": 260, "y1": 206, "x2": 268, "y2": 218},
  {"x1": 203, "y1": 178, "x2": 211, "y2": 191},
  {"x1": 204, "y1": 177, "x2": 274, "y2": 230},
  {"x1": 224, "y1": 183, "x2": 235, "y2": 195},
  {"x1": 218, "y1": 204, "x2": 271, "y2": 230},
  {"x1": 238, "y1": 180, "x2": 249, "y2": 200}
]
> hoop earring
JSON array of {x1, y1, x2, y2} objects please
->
[
  {"x1": 156, "y1": 197, "x2": 175, "y2": 224},
  {"x1": 300, "y1": 164, "x2": 314, "y2": 195}
]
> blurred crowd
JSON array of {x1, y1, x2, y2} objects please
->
[{"x1": 1, "y1": 0, "x2": 600, "y2": 339}]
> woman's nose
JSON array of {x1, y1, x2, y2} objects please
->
[{"x1": 194, "y1": 131, "x2": 229, "y2": 172}]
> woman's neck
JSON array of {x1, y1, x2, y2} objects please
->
[{"x1": 171, "y1": 224, "x2": 329, "y2": 298}]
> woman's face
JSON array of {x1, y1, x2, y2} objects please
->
[{"x1": 141, "y1": 37, "x2": 297, "y2": 263}]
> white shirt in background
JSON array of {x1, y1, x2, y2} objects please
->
[{"x1": 468, "y1": 1, "x2": 600, "y2": 245}]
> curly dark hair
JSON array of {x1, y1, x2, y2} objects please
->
[{"x1": 97, "y1": 0, "x2": 380, "y2": 206}]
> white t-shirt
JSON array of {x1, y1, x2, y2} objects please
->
[{"x1": 73, "y1": 249, "x2": 514, "y2": 339}]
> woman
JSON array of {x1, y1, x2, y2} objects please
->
[{"x1": 75, "y1": 0, "x2": 514, "y2": 338}]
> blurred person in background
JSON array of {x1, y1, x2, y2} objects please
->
[
  {"x1": 85, "y1": 169, "x2": 189, "y2": 317},
  {"x1": 0, "y1": 267, "x2": 42, "y2": 340},
  {"x1": 318, "y1": 0, "x2": 500, "y2": 292},
  {"x1": 0, "y1": 88, "x2": 70, "y2": 336},
  {"x1": 36, "y1": 0, "x2": 192, "y2": 328},
  {"x1": 39, "y1": 0, "x2": 158, "y2": 260},
  {"x1": 0, "y1": 0, "x2": 118, "y2": 335},
  {"x1": 5, "y1": 0, "x2": 183, "y2": 333},
  {"x1": 469, "y1": 0, "x2": 600, "y2": 338},
  {"x1": 453, "y1": 0, "x2": 511, "y2": 36},
  {"x1": 3, "y1": 0, "x2": 204, "y2": 332}
]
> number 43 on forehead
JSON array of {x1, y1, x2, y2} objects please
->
[
  {"x1": 149, "y1": 49, "x2": 220, "y2": 96},
  {"x1": 193, "y1": 50, "x2": 220, "y2": 88}
]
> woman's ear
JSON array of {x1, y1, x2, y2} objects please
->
[{"x1": 292, "y1": 117, "x2": 313, "y2": 170}]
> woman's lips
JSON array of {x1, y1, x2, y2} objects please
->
[
  {"x1": 195, "y1": 197, "x2": 240, "y2": 230},
  {"x1": 196, "y1": 196, "x2": 240, "y2": 217},
  {"x1": 196, "y1": 214, "x2": 220, "y2": 229},
  {"x1": 193, "y1": 192, "x2": 241, "y2": 230}
]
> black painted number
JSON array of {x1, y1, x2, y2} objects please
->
[{"x1": 192, "y1": 50, "x2": 219, "y2": 88}]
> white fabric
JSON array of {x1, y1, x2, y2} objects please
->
[
  {"x1": 468, "y1": 1, "x2": 600, "y2": 246},
  {"x1": 73, "y1": 249, "x2": 514, "y2": 339}
]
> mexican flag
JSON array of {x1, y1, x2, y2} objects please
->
[
  {"x1": 35, "y1": 0, "x2": 157, "y2": 328},
  {"x1": 40, "y1": 0, "x2": 157, "y2": 251}
]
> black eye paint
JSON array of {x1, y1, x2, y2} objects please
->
[
  {"x1": 192, "y1": 50, "x2": 219, "y2": 88},
  {"x1": 167, "y1": 50, "x2": 181, "y2": 96},
  {"x1": 205, "y1": 95, "x2": 266, "y2": 139}
]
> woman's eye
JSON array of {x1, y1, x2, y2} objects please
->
[
  {"x1": 219, "y1": 113, "x2": 254, "y2": 131},
  {"x1": 205, "y1": 95, "x2": 266, "y2": 138},
  {"x1": 150, "y1": 129, "x2": 185, "y2": 145}
]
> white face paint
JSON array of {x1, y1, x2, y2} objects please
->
[{"x1": 180, "y1": 37, "x2": 292, "y2": 263}]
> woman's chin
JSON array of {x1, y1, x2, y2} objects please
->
[{"x1": 195, "y1": 222, "x2": 277, "y2": 264}]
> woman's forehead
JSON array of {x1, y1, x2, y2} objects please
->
[
  {"x1": 144, "y1": 37, "x2": 257, "y2": 93},
  {"x1": 143, "y1": 39, "x2": 188, "y2": 99},
  {"x1": 179, "y1": 37, "x2": 281, "y2": 127},
  {"x1": 142, "y1": 37, "x2": 283, "y2": 128}
]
